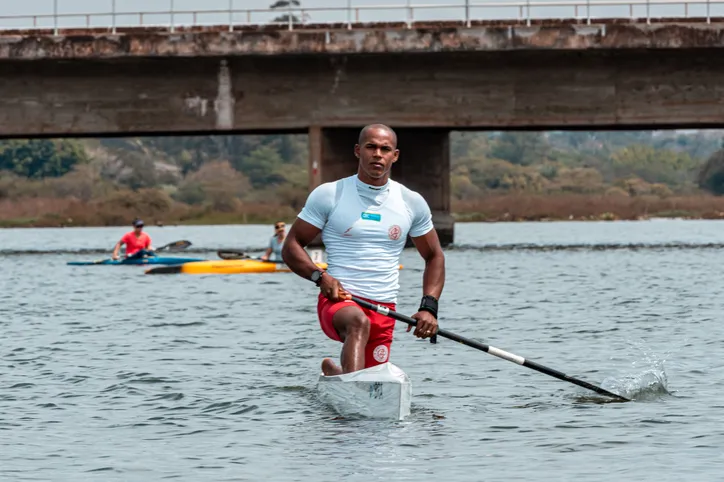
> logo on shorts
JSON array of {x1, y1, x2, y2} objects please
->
[
  {"x1": 373, "y1": 345, "x2": 389, "y2": 363},
  {"x1": 388, "y1": 225, "x2": 402, "y2": 241}
]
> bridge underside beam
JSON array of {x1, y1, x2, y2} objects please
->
[
  {"x1": 2, "y1": 49, "x2": 724, "y2": 139},
  {"x1": 308, "y1": 126, "x2": 453, "y2": 247}
]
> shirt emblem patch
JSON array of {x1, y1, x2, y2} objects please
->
[{"x1": 388, "y1": 225, "x2": 402, "y2": 240}]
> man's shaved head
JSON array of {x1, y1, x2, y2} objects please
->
[
  {"x1": 358, "y1": 124, "x2": 398, "y2": 148},
  {"x1": 354, "y1": 123, "x2": 400, "y2": 186}
]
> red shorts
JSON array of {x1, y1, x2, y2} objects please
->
[{"x1": 317, "y1": 293, "x2": 396, "y2": 368}]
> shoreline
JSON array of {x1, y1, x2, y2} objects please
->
[
  {"x1": 1, "y1": 212, "x2": 723, "y2": 229},
  {"x1": 3, "y1": 193, "x2": 724, "y2": 228},
  {"x1": 451, "y1": 212, "x2": 724, "y2": 223}
]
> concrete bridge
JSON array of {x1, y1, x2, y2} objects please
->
[{"x1": 3, "y1": 5, "x2": 724, "y2": 244}]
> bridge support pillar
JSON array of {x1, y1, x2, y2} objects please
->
[{"x1": 307, "y1": 126, "x2": 453, "y2": 247}]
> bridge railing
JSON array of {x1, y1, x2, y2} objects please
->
[{"x1": 1, "y1": 0, "x2": 723, "y2": 35}]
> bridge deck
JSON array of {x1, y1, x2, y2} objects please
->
[{"x1": 1, "y1": 18, "x2": 724, "y2": 60}]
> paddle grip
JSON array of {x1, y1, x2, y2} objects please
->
[
  {"x1": 418, "y1": 295, "x2": 439, "y2": 345},
  {"x1": 351, "y1": 296, "x2": 439, "y2": 344}
]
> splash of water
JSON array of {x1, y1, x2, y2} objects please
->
[
  {"x1": 599, "y1": 339, "x2": 675, "y2": 402},
  {"x1": 600, "y1": 367, "x2": 669, "y2": 401}
]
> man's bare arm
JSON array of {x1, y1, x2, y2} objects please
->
[
  {"x1": 282, "y1": 219, "x2": 323, "y2": 281},
  {"x1": 411, "y1": 229, "x2": 446, "y2": 300}
]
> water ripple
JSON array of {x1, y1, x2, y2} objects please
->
[{"x1": 1, "y1": 221, "x2": 723, "y2": 481}]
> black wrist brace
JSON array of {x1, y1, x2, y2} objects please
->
[{"x1": 419, "y1": 295, "x2": 438, "y2": 319}]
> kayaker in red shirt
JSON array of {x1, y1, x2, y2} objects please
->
[{"x1": 112, "y1": 219, "x2": 154, "y2": 260}]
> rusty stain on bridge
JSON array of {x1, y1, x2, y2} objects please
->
[{"x1": 1, "y1": 18, "x2": 724, "y2": 60}]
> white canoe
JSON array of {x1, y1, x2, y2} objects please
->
[{"x1": 316, "y1": 362, "x2": 412, "y2": 420}]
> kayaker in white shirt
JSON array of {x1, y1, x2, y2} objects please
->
[{"x1": 282, "y1": 124, "x2": 446, "y2": 376}]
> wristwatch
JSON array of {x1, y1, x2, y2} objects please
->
[{"x1": 310, "y1": 270, "x2": 324, "y2": 286}]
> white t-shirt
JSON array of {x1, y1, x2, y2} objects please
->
[{"x1": 298, "y1": 174, "x2": 434, "y2": 303}]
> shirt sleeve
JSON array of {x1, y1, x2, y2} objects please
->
[
  {"x1": 404, "y1": 189, "x2": 434, "y2": 238},
  {"x1": 145, "y1": 235, "x2": 151, "y2": 248},
  {"x1": 297, "y1": 181, "x2": 337, "y2": 229},
  {"x1": 120, "y1": 233, "x2": 130, "y2": 244}
]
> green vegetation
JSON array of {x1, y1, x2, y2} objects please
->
[
  {"x1": 451, "y1": 131, "x2": 716, "y2": 198},
  {"x1": 0, "y1": 139, "x2": 89, "y2": 178},
  {"x1": 269, "y1": 0, "x2": 304, "y2": 24},
  {"x1": 2, "y1": 130, "x2": 724, "y2": 227}
]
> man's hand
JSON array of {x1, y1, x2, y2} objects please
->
[
  {"x1": 260, "y1": 255, "x2": 269, "y2": 261},
  {"x1": 318, "y1": 273, "x2": 351, "y2": 302},
  {"x1": 408, "y1": 310, "x2": 438, "y2": 339}
]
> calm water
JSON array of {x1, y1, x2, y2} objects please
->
[{"x1": 2, "y1": 220, "x2": 723, "y2": 481}]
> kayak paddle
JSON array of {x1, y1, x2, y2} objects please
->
[
  {"x1": 351, "y1": 296, "x2": 630, "y2": 402},
  {"x1": 155, "y1": 240, "x2": 192, "y2": 252},
  {"x1": 217, "y1": 249, "x2": 250, "y2": 260},
  {"x1": 216, "y1": 249, "x2": 283, "y2": 263}
]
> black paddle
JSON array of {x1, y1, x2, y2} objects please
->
[
  {"x1": 216, "y1": 249, "x2": 283, "y2": 263},
  {"x1": 217, "y1": 249, "x2": 250, "y2": 260},
  {"x1": 351, "y1": 296, "x2": 630, "y2": 402},
  {"x1": 155, "y1": 240, "x2": 192, "y2": 252}
]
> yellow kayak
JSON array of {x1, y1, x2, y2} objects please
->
[
  {"x1": 145, "y1": 259, "x2": 327, "y2": 275},
  {"x1": 145, "y1": 259, "x2": 403, "y2": 275}
]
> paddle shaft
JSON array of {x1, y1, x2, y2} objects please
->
[{"x1": 351, "y1": 296, "x2": 629, "y2": 402}]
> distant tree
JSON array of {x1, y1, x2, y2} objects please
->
[
  {"x1": 548, "y1": 131, "x2": 595, "y2": 150},
  {"x1": 450, "y1": 167, "x2": 482, "y2": 200},
  {"x1": 234, "y1": 145, "x2": 286, "y2": 187},
  {"x1": 698, "y1": 146, "x2": 724, "y2": 195},
  {"x1": 115, "y1": 150, "x2": 159, "y2": 190},
  {"x1": 270, "y1": 0, "x2": 306, "y2": 24},
  {"x1": 450, "y1": 132, "x2": 490, "y2": 168},
  {"x1": 176, "y1": 161, "x2": 251, "y2": 211},
  {"x1": 609, "y1": 144, "x2": 696, "y2": 187},
  {"x1": 461, "y1": 158, "x2": 549, "y2": 193},
  {"x1": 551, "y1": 167, "x2": 604, "y2": 194},
  {"x1": 489, "y1": 132, "x2": 550, "y2": 166},
  {"x1": 47, "y1": 164, "x2": 105, "y2": 202},
  {"x1": 270, "y1": 0, "x2": 299, "y2": 7},
  {"x1": 0, "y1": 139, "x2": 88, "y2": 178}
]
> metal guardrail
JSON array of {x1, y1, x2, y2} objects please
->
[{"x1": 0, "y1": 0, "x2": 723, "y2": 36}]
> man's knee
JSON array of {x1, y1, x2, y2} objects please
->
[
  {"x1": 333, "y1": 307, "x2": 370, "y2": 340},
  {"x1": 347, "y1": 312, "x2": 370, "y2": 337}
]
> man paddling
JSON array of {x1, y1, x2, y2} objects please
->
[
  {"x1": 112, "y1": 218, "x2": 154, "y2": 260},
  {"x1": 282, "y1": 124, "x2": 445, "y2": 375}
]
